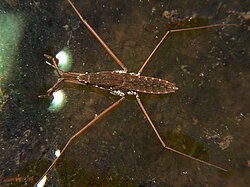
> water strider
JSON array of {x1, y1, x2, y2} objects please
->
[{"x1": 35, "y1": 0, "x2": 237, "y2": 186}]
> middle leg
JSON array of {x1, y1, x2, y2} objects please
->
[{"x1": 137, "y1": 24, "x2": 237, "y2": 75}]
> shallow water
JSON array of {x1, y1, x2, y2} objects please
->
[{"x1": 0, "y1": 0, "x2": 249, "y2": 186}]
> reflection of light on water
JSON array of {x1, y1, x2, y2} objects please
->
[
  {"x1": 56, "y1": 51, "x2": 67, "y2": 67},
  {"x1": 47, "y1": 49, "x2": 72, "y2": 112},
  {"x1": 48, "y1": 90, "x2": 66, "y2": 112},
  {"x1": 54, "y1": 149, "x2": 61, "y2": 158},
  {"x1": 51, "y1": 91, "x2": 64, "y2": 105},
  {"x1": 37, "y1": 175, "x2": 47, "y2": 187},
  {"x1": 0, "y1": 13, "x2": 24, "y2": 84},
  {"x1": 36, "y1": 150, "x2": 61, "y2": 187},
  {"x1": 55, "y1": 49, "x2": 72, "y2": 72}
]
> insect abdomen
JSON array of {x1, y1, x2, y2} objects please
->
[{"x1": 123, "y1": 74, "x2": 178, "y2": 94}]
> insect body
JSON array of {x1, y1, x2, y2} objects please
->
[
  {"x1": 44, "y1": 55, "x2": 177, "y2": 97},
  {"x1": 78, "y1": 71, "x2": 178, "y2": 95}
]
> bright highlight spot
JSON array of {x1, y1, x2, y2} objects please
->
[
  {"x1": 55, "y1": 49, "x2": 72, "y2": 72},
  {"x1": 55, "y1": 149, "x2": 61, "y2": 158},
  {"x1": 37, "y1": 175, "x2": 47, "y2": 187},
  {"x1": 52, "y1": 90, "x2": 64, "y2": 106},
  {"x1": 56, "y1": 51, "x2": 67, "y2": 66},
  {"x1": 48, "y1": 90, "x2": 66, "y2": 112}
]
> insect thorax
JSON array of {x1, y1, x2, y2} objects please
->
[{"x1": 77, "y1": 73, "x2": 89, "y2": 84}]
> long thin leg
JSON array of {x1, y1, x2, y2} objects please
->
[
  {"x1": 34, "y1": 97, "x2": 125, "y2": 187},
  {"x1": 135, "y1": 94, "x2": 227, "y2": 171},
  {"x1": 67, "y1": 0, "x2": 127, "y2": 72},
  {"x1": 138, "y1": 23, "x2": 237, "y2": 75}
]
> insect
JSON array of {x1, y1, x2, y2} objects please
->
[{"x1": 35, "y1": 0, "x2": 237, "y2": 186}]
